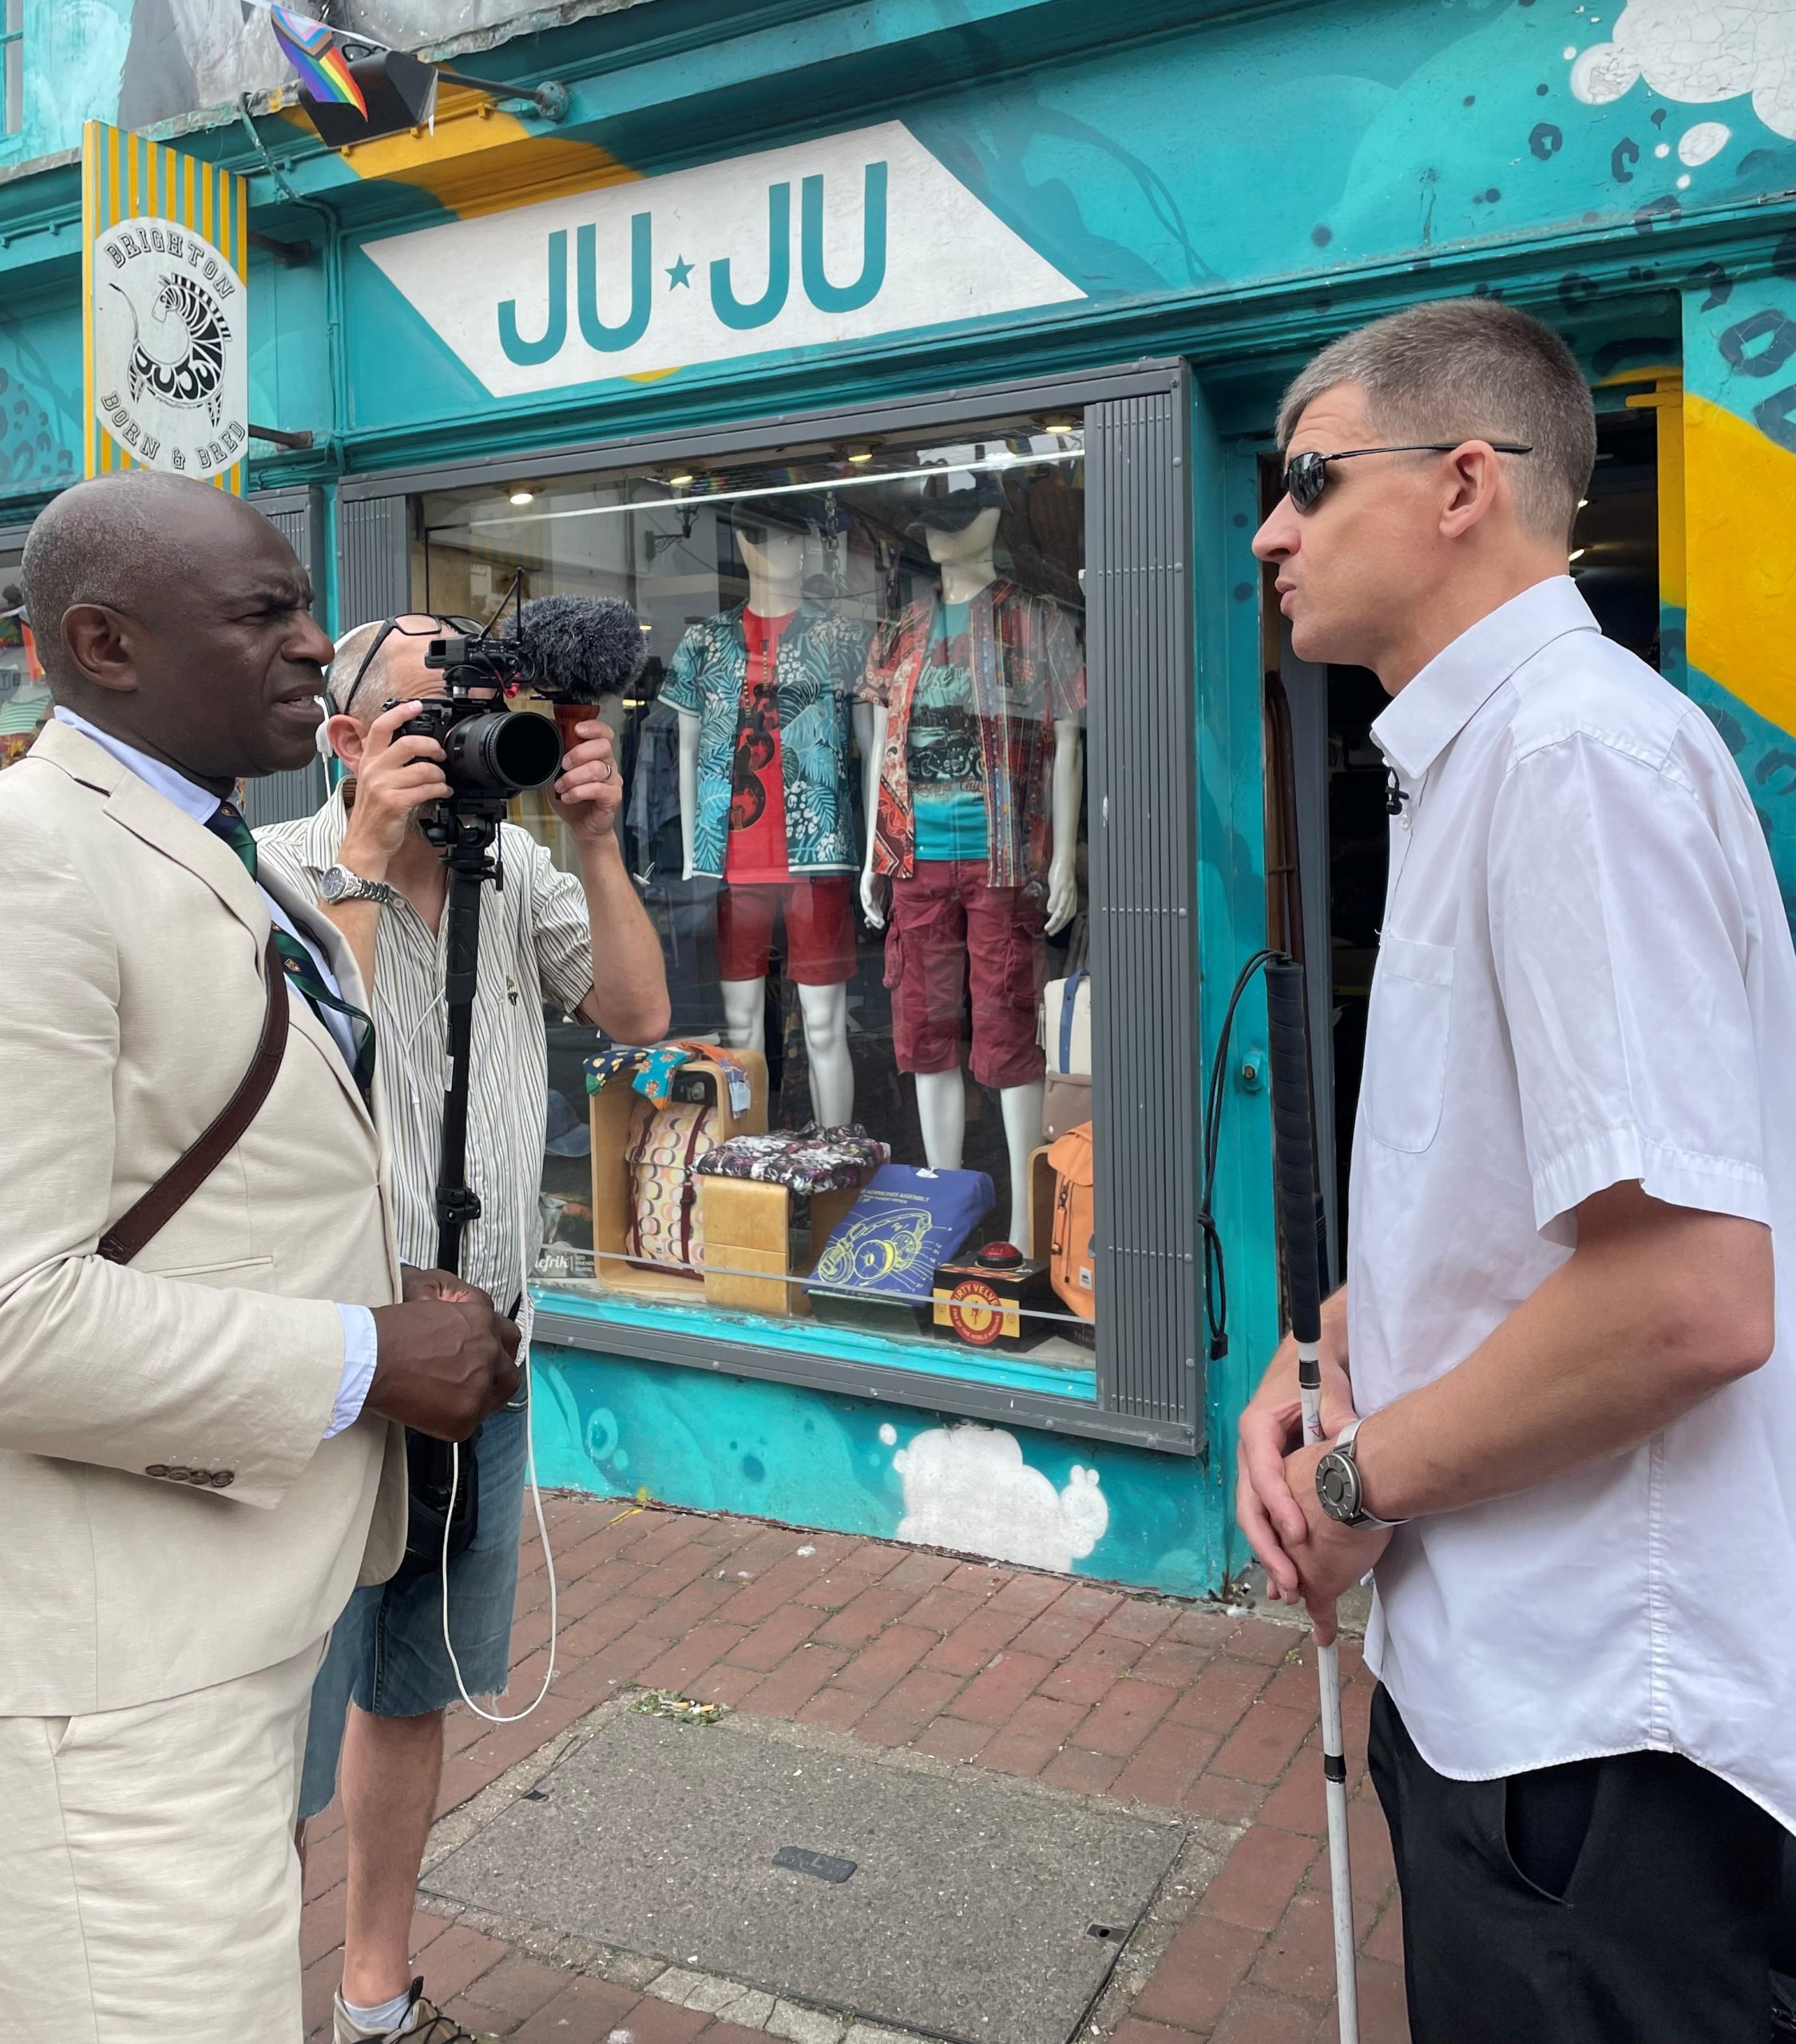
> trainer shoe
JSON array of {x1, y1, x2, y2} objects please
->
[{"x1": 332, "y1": 1978, "x2": 500, "y2": 2044}]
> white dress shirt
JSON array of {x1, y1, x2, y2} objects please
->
[
  {"x1": 51, "y1": 709, "x2": 378, "y2": 1437},
  {"x1": 1351, "y1": 579, "x2": 1796, "y2": 1830}
]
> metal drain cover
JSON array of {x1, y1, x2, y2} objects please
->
[{"x1": 425, "y1": 1709, "x2": 1187, "y2": 2044}]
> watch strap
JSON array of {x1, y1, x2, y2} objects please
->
[{"x1": 1330, "y1": 1417, "x2": 1405, "y2": 1529}]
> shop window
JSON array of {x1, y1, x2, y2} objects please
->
[
  {"x1": 0, "y1": 549, "x2": 49, "y2": 767},
  {"x1": 2, "y1": 0, "x2": 21, "y2": 141},
  {"x1": 414, "y1": 412, "x2": 1099, "y2": 1381}
]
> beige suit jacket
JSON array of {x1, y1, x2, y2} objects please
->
[{"x1": 0, "y1": 721, "x2": 407, "y2": 1716}]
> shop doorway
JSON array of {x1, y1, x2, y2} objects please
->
[{"x1": 1268, "y1": 397, "x2": 1663, "y2": 1276}]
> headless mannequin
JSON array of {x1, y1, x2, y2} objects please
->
[
  {"x1": 854, "y1": 506, "x2": 1083, "y2": 1247},
  {"x1": 678, "y1": 526, "x2": 856, "y2": 1126}
]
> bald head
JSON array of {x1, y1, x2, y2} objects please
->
[
  {"x1": 23, "y1": 473, "x2": 250, "y2": 691},
  {"x1": 22, "y1": 469, "x2": 336, "y2": 789}
]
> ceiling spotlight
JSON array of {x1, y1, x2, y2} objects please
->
[
  {"x1": 639, "y1": 621, "x2": 653, "y2": 632},
  {"x1": 668, "y1": 473, "x2": 695, "y2": 489},
  {"x1": 1577, "y1": 497, "x2": 1590, "y2": 509},
  {"x1": 509, "y1": 489, "x2": 534, "y2": 506},
  {"x1": 846, "y1": 450, "x2": 874, "y2": 465},
  {"x1": 1568, "y1": 548, "x2": 1586, "y2": 563},
  {"x1": 1044, "y1": 420, "x2": 1075, "y2": 434}
]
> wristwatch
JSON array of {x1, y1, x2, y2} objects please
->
[
  {"x1": 1314, "y1": 1418, "x2": 1406, "y2": 1530},
  {"x1": 320, "y1": 863, "x2": 399, "y2": 908}
]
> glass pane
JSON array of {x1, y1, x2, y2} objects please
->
[
  {"x1": 0, "y1": 549, "x2": 49, "y2": 769},
  {"x1": 410, "y1": 410, "x2": 1095, "y2": 1373}
]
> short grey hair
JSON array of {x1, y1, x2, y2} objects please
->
[
  {"x1": 21, "y1": 471, "x2": 212, "y2": 692},
  {"x1": 325, "y1": 620, "x2": 396, "y2": 723},
  {"x1": 1277, "y1": 298, "x2": 1596, "y2": 542}
]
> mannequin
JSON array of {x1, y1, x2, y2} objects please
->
[
  {"x1": 672, "y1": 517, "x2": 859, "y2": 1126},
  {"x1": 857, "y1": 502, "x2": 1084, "y2": 1248}
]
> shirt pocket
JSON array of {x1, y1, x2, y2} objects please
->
[{"x1": 1365, "y1": 935, "x2": 1456, "y2": 1155}]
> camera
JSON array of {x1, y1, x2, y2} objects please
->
[{"x1": 391, "y1": 683, "x2": 562, "y2": 799}]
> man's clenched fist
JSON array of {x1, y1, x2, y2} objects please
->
[{"x1": 367, "y1": 1281, "x2": 520, "y2": 1440}]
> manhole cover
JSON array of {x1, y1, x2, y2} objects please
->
[{"x1": 425, "y1": 1709, "x2": 1186, "y2": 2044}]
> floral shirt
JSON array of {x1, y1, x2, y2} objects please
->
[
  {"x1": 859, "y1": 581, "x2": 1084, "y2": 888},
  {"x1": 662, "y1": 603, "x2": 870, "y2": 879}
]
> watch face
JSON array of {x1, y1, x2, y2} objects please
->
[{"x1": 1316, "y1": 1451, "x2": 1362, "y2": 1525}]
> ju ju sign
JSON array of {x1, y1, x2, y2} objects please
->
[
  {"x1": 82, "y1": 122, "x2": 251, "y2": 490},
  {"x1": 363, "y1": 122, "x2": 1086, "y2": 397}
]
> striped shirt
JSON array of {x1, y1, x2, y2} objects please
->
[{"x1": 257, "y1": 789, "x2": 595, "y2": 1316}]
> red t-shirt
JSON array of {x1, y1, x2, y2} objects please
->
[{"x1": 726, "y1": 609, "x2": 795, "y2": 884}]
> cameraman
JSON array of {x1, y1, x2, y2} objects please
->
[{"x1": 257, "y1": 615, "x2": 668, "y2": 2044}]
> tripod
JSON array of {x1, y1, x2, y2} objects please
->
[{"x1": 401, "y1": 796, "x2": 507, "y2": 1575}]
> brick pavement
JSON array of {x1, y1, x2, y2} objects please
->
[{"x1": 302, "y1": 1496, "x2": 1406, "y2": 2044}]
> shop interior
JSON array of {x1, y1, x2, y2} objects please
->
[
  {"x1": 410, "y1": 413, "x2": 1100, "y2": 1377},
  {"x1": 1270, "y1": 395, "x2": 1663, "y2": 1278}
]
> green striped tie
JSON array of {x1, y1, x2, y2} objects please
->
[{"x1": 206, "y1": 801, "x2": 377, "y2": 1103}]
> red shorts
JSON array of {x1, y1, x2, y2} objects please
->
[
  {"x1": 716, "y1": 878, "x2": 857, "y2": 986},
  {"x1": 885, "y1": 859, "x2": 1047, "y2": 1089}
]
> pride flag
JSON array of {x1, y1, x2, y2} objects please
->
[{"x1": 267, "y1": 4, "x2": 368, "y2": 118}]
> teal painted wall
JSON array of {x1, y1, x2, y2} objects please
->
[{"x1": 530, "y1": 1342, "x2": 1226, "y2": 1597}]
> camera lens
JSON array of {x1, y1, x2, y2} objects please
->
[{"x1": 443, "y1": 707, "x2": 562, "y2": 793}]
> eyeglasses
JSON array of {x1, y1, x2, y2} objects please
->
[
  {"x1": 1282, "y1": 442, "x2": 1533, "y2": 512},
  {"x1": 328, "y1": 612, "x2": 482, "y2": 714}
]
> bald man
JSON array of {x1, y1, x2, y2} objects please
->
[{"x1": 0, "y1": 473, "x2": 521, "y2": 2044}]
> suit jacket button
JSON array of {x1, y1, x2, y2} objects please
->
[
  {"x1": 166, "y1": 1466, "x2": 191, "y2": 1483},
  {"x1": 145, "y1": 1464, "x2": 168, "y2": 1479},
  {"x1": 188, "y1": 1470, "x2": 209, "y2": 1485},
  {"x1": 212, "y1": 1471, "x2": 235, "y2": 1488}
]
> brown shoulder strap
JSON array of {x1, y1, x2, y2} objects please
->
[{"x1": 98, "y1": 932, "x2": 290, "y2": 1266}]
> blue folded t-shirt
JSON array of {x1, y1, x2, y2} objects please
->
[{"x1": 807, "y1": 1165, "x2": 996, "y2": 1305}]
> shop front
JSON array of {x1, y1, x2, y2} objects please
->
[{"x1": 1, "y1": 0, "x2": 1793, "y2": 1595}]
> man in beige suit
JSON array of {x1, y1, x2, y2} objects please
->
[{"x1": 0, "y1": 472, "x2": 521, "y2": 2043}]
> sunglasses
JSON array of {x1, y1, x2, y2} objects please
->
[
  {"x1": 329, "y1": 612, "x2": 482, "y2": 713},
  {"x1": 1283, "y1": 442, "x2": 1533, "y2": 512}
]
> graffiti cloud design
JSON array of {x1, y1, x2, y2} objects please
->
[
  {"x1": 891, "y1": 1423, "x2": 1108, "y2": 1574},
  {"x1": 1570, "y1": 1, "x2": 1796, "y2": 141}
]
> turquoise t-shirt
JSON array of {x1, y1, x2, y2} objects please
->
[{"x1": 908, "y1": 601, "x2": 991, "y2": 864}]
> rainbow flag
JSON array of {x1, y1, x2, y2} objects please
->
[{"x1": 267, "y1": 4, "x2": 368, "y2": 118}]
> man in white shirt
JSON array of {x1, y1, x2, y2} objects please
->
[{"x1": 1239, "y1": 298, "x2": 1796, "y2": 2042}]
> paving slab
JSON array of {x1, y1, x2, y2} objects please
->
[{"x1": 424, "y1": 1709, "x2": 1186, "y2": 2044}]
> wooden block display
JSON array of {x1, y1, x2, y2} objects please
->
[
  {"x1": 698, "y1": 1176, "x2": 862, "y2": 1319},
  {"x1": 587, "y1": 1048, "x2": 767, "y2": 1304}
]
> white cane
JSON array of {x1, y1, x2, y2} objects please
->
[{"x1": 1265, "y1": 957, "x2": 1359, "y2": 2044}]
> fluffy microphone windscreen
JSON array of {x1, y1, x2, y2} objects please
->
[{"x1": 519, "y1": 595, "x2": 648, "y2": 703}]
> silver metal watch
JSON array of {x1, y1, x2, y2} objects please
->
[
  {"x1": 1314, "y1": 1418, "x2": 1406, "y2": 1531},
  {"x1": 320, "y1": 863, "x2": 399, "y2": 907}
]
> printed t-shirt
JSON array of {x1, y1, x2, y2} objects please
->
[
  {"x1": 907, "y1": 600, "x2": 992, "y2": 864},
  {"x1": 727, "y1": 609, "x2": 795, "y2": 883}
]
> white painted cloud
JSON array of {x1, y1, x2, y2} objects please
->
[
  {"x1": 1679, "y1": 120, "x2": 1733, "y2": 164},
  {"x1": 890, "y1": 1424, "x2": 1108, "y2": 1575},
  {"x1": 1570, "y1": 2, "x2": 1796, "y2": 141}
]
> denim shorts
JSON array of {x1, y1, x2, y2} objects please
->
[{"x1": 299, "y1": 1391, "x2": 530, "y2": 1821}]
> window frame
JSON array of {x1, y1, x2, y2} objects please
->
[
  {"x1": 2, "y1": 0, "x2": 22, "y2": 141},
  {"x1": 338, "y1": 358, "x2": 1202, "y2": 1455}
]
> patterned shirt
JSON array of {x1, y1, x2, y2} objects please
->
[
  {"x1": 256, "y1": 790, "x2": 596, "y2": 1316},
  {"x1": 860, "y1": 582, "x2": 1085, "y2": 888},
  {"x1": 662, "y1": 603, "x2": 869, "y2": 879}
]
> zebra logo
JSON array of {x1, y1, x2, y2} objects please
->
[{"x1": 109, "y1": 273, "x2": 232, "y2": 428}]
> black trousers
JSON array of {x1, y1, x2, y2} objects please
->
[{"x1": 1368, "y1": 1684, "x2": 1786, "y2": 2044}]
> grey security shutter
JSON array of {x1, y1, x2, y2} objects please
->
[
  {"x1": 339, "y1": 493, "x2": 411, "y2": 628},
  {"x1": 243, "y1": 486, "x2": 328, "y2": 829},
  {"x1": 1085, "y1": 371, "x2": 1201, "y2": 1449}
]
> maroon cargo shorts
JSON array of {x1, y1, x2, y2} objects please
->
[{"x1": 884, "y1": 859, "x2": 1047, "y2": 1089}]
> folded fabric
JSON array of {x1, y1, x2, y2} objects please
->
[
  {"x1": 585, "y1": 1039, "x2": 755, "y2": 1111},
  {"x1": 806, "y1": 1164, "x2": 995, "y2": 1305},
  {"x1": 695, "y1": 1123, "x2": 890, "y2": 1195}
]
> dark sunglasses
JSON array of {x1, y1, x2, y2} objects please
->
[
  {"x1": 328, "y1": 612, "x2": 482, "y2": 712},
  {"x1": 1283, "y1": 441, "x2": 1533, "y2": 512}
]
